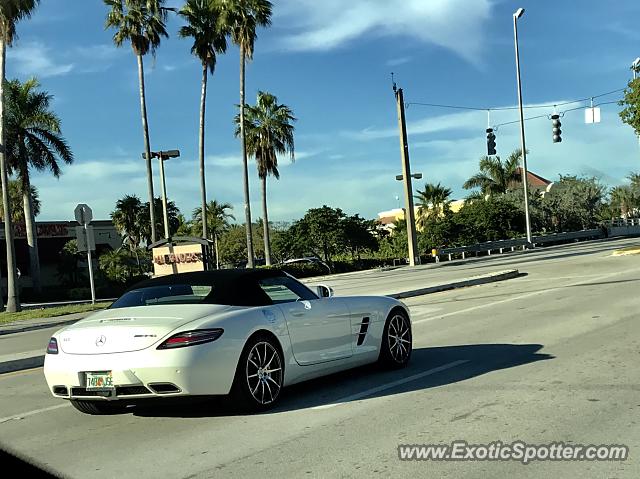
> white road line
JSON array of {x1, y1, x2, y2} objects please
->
[
  {"x1": 312, "y1": 360, "x2": 469, "y2": 410},
  {"x1": 0, "y1": 403, "x2": 69, "y2": 424},
  {"x1": 413, "y1": 268, "x2": 637, "y2": 325}
]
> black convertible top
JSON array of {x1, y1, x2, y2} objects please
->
[{"x1": 123, "y1": 269, "x2": 288, "y2": 307}]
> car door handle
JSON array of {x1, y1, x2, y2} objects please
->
[{"x1": 289, "y1": 309, "x2": 305, "y2": 317}]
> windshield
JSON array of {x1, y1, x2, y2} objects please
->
[{"x1": 110, "y1": 284, "x2": 214, "y2": 308}]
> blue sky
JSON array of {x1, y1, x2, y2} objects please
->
[{"x1": 7, "y1": 0, "x2": 640, "y2": 223}]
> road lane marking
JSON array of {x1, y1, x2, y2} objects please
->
[
  {"x1": 312, "y1": 360, "x2": 469, "y2": 410},
  {"x1": 412, "y1": 268, "x2": 637, "y2": 324},
  {"x1": 0, "y1": 403, "x2": 69, "y2": 424}
]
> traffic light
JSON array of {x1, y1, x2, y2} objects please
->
[
  {"x1": 551, "y1": 114, "x2": 562, "y2": 143},
  {"x1": 486, "y1": 128, "x2": 496, "y2": 155}
]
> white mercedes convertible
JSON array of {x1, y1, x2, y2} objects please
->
[{"x1": 44, "y1": 269, "x2": 412, "y2": 414}]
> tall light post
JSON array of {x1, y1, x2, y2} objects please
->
[
  {"x1": 142, "y1": 149, "x2": 180, "y2": 240},
  {"x1": 513, "y1": 7, "x2": 533, "y2": 246}
]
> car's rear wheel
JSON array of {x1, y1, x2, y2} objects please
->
[
  {"x1": 70, "y1": 400, "x2": 127, "y2": 415},
  {"x1": 231, "y1": 335, "x2": 284, "y2": 412},
  {"x1": 379, "y1": 309, "x2": 412, "y2": 368}
]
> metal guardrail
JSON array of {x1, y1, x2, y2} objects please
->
[
  {"x1": 608, "y1": 217, "x2": 640, "y2": 227},
  {"x1": 435, "y1": 228, "x2": 603, "y2": 261}
]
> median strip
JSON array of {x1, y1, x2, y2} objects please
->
[{"x1": 387, "y1": 270, "x2": 520, "y2": 300}]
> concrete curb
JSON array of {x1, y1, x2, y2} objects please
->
[
  {"x1": 387, "y1": 269, "x2": 520, "y2": 300},
  {"x1": 0, "y1": 269, "x2": 520, "y2": 375},
  {"x1": 0, "y1": 317, "x2": 86, "y2": 336}
]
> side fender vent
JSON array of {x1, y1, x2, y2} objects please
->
[{"x1": 356, "y1": 317, "x2": 370, "y2": 346}]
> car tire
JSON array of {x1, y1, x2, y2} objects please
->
[
  {"x1": 379, "y1": 309, "x2": 412, "y2": 369},
  {"x1": 230, "y1": 334, "x2": 284, "y2": 412},
  {"x1": 70, "y1": 400, "x2": 127, "y2": 415}
]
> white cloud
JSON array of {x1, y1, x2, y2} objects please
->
[
  {"x1": 386, "y1": 56, "x2": 412, "y2": 67},
  {"x1": 275, "y1": 0, "x2": 492, "y2": 62},
  {"x1": 7, "y1": 41, "x2": 74, "y2": 78}
]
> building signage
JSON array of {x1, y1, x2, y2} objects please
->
[
  {"x1": 152, "y1": 243, "x2": 206, "y2": 276},
  {"x1": 13, "y1": 223, "x2": 72, "y2": 239}
]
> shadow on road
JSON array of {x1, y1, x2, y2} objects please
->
[{"x1": 132, "y1": 343, "x2": 553, "y2": 418}]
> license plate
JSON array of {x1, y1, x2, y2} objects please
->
[{"x1": 85, "y1": 371, "x2": 114, "y2": 390}]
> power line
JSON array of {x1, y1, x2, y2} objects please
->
[
  {"x1": 405, "y1": 87, "x2": 625, "y2": 114},
  {"x1": 493, "y1": 99, "x2": 621, "y2": 128}
]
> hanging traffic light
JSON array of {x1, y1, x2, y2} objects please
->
[
  {"x1": 486, "y1": 128, "x2": 496, "y2": 155},
  {"x1": 551, "y1": 114, "x2": 562, "y2": 143}
]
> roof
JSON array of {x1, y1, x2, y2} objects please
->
[
  {"x1": 125, "y1": 269, "x2": 287, "y2": 307},
  {"x1": 514, "y1": 168, "x2": 552, "y2": 188}
]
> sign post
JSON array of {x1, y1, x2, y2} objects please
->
[{"x1": 75, "y1": 203, "x2": 96, "y2": 304}]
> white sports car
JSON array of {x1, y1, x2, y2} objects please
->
[{"x1": 44, "y1": 269, "x2": 412, "y2": 414}]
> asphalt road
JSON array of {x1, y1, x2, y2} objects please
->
[{"x1": 1, "y1": 237, "x2": 639, "y2": 478}]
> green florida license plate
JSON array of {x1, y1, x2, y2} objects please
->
[{"x1": 86, "y1": 371, "x2": 114, "y2": 390}]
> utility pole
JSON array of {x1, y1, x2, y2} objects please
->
[
  {"x1": 394, "y1": 86, "x2": 420, "y2": 266},
  {"x1": 513, "y1": 8, "x2": 533, "y2": 246}
]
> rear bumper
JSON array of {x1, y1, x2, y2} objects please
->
[{"x1": 44, "y1": 338, "x2": 243, "y2": 401}]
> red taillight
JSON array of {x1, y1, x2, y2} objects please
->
[
  {"x1": 157, "y1": 329, "x2": 224, "y2": 350},
  {"x1": 47, "y1": 338, "x2": 58, "y2": 354}
]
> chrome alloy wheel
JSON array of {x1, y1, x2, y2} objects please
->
[
  {"x1": 245, "y1": 341, "x2": 283, "y2": 405},
  {"x1": 387, "y1": 314, "x2": 411, "y2": 363}
]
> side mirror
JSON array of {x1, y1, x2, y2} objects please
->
[{"x1": 315, "y1": 284, "x2": 334, "y2": 298}]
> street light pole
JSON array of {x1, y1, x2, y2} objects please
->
[
  {"x1": 143, "y1": 149, "x2": 180, "y2": 241},
  {"x1": 158, "y1": 151, "x2": 170, "y2": 240},
  {"x1": 513, "y1": 7, "x2": 533, "y2": 246}
]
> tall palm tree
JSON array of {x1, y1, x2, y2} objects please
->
[
  {"x1": 414, "y1": 182, "x2": 452, "y2": 229},
  {"x1": 220, "y1": 0, "x2": 272, "y2": 268},
  {"x1": 193, "y1": 199, "x2": 235, "y2": 269},
  {"x1": 111, "y1": 194, "x2": 143, "y2": 250},
  {"x1": 5, "y1": 78, "x2": 73, "y2": 294},
  {"x1": 463, "y1": 149, "x2": 523, "y2": 196},
  {"x1": 0, "y1": 0, "x2": 39, "y2": 312},
  {"x1": 179, "y1": 0, "x2": 228, "y2": 242},
  {"x1": 236, "y1": 91, "x2": 295, "y2": 265},
  {"x1": 104, "y1": 0, "x2": 168, "y2": 245}
]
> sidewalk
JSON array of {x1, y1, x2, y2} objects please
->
[{"x1": 0, "y1": 268, "x2": 519, "y2": 374}]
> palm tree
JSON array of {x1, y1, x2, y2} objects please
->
[
  {"x1": 193, "y1": 199, "x2": 235, "y2": 269},
  {"x1": 236, "y1": 91, "x2": 295, "y2": 265},
  {"x1": 220, "y1": 0, "x2": 272, "y2": 268},
  {"x1": 179, "y1": 0, "x2": 228, "y2": 242},
  {"x1": 138, "y1": 197, "x2": 180, "y2": 244},
  {"x1": 104, "y1": 0, "x2": 168, "y2": 245},
  {"x1": 414, "y1": 182, "x2": 452, "y2": 229},
  {"x1": 111, "y1": 194, "x2": 143, "y2": 250},
  {"x1": 610, "y1": 185, "x2": 639, "y2": 219},
  {"x1": 463, "y1": 149, "x2": 523, "y2": 196},
  {"x1": 0, "y1": 0, "x2": 39, "y2": 312},
  {"x1": 5, "y1": 78, "x2": 73, "y2": 294},
  {"x1": 0, "y1": 179, "x2": 39, "y2": 223}
]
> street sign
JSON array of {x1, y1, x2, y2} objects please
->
[
  {"x1": 585, "y1": 107, "x2": 601, "y2": 124},
  {"x1": 76, "y1": 225, "x2": 96, "y2": 252},
  {"x1": 74, "y1": 203, "x2": 96, "y2": 304},
  {"x1": 74, "y1": 203, "x2": 93, "y2": 225}
]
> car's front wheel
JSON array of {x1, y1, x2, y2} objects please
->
[
  {"x1": 69, "y1": 399, "x2": 127, "y2": 415},
  {"x1": 231, "y1": 335, "x2": 284, "y2": 412},
  {"x1": 379, "y1": 309, "x2": 412, "y2": 368}
]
